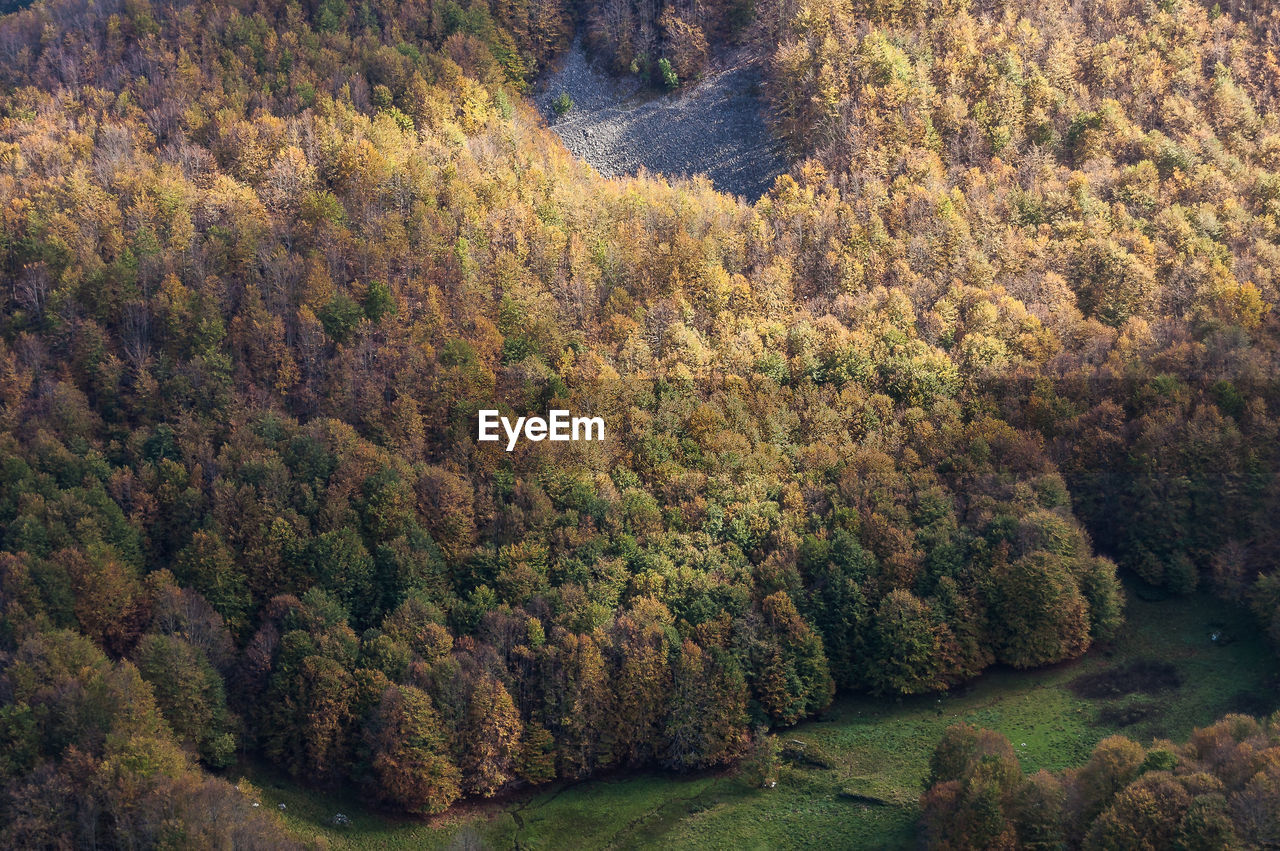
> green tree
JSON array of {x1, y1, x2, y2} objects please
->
[
  {"x1": 318, "y1": 292, "x2": 364, "y2": 343},
  {"x1": 363, "y1": 281, "x2": 396, "y2": 323},
  {"x1": 866, "y1": 590, "x2": 945, "y2": 695},
  {"x1": 986, "y1": 553, "x2": 1091, "y2": 669},
  {"x1": 516, "y1": 722, "x2": 557, "y2": 785},
  {"x1": 133, "y1": 633, "x2": 237, "y2": 767}
]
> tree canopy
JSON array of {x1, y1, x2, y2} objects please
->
[{"x1": 0, "y1": 0, "x2": 1279, "y2": 839}]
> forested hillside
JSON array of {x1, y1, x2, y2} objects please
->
[{"x1": 1, "y1": 0, "x2": 1279, "y2": 844}]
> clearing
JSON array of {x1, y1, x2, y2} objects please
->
[
  {"x1": 532, "y1": 42, "x2": 786, "y2": 202},
  {"x1": 246, "y1": 584, "x2": 1279, "y2": 849}
]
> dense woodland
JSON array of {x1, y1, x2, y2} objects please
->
[{"x1": 0, "y1": 0, "x2": 1279, "y2": 844}]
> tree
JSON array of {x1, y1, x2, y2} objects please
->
[
  {"x1": 550, "y1": 631, "x2": 614, "y2": 779},
  {"x1": 658, "y1": 58, "x2": 679, "y2": 90},
  {"x1": 310, "y1": 528, "x2": 376, "y2": 627},
  {"x1": 866, "y1": 590, "x2": 945, "y2": 695},
  {"x1": 986, "y1": 553, "x2": 1091, "y2": 669},
  {"x1": 363, "y1": 281, "x2": 396, "y2": 323},
  {"x1": 1071, "y1": 735, "x2": 1148, "y2": 830},
  {"x1": 265, "y1": 654, "x2": 359, "y2": 781},
  {"x1": 922, "y1": 726, "x2": 1024, "y2": 849},
  {"x1": 611, "y1": 606, "x2": 673, "y2": 764},
  {"x1": 172, "y1": 531, "x2": 251, "y2": 636},
  {"x1": 516, "y1": 722, "x2": 557, "y2": 785},
  {"x1": 1087, "y1": 772, "x2": 1192, "y2": 850},
  {"x1": 1069, "y1": 238, "x2": 1155, "y2": 328},
  {"x1": 664, "y1": 639, "x2": 747, "y2": 770},
  {"x1": 757, "y1": 591, "x2": 834, "y2": 721},
  {"x1": 458, "y1": 673, "x2": 522, "y2": 796},
  {"x1": 929, "y1": 723, "x2": 983, "y2": 786},
  {"x1": 133, "y1": 633, "x2": 237, "y2": 767},
  {"x1": 659, "y1": 10, "x2": 708, "y2": 80},
  {"x1": 60, "y1": 548, "x2": 147, "y2": 657},
  {"x1": 1, "y1": 630, "x2": 297, "y2": 846},
  {"x1": 1079, "y1": 558, "x2": 1124, "y2": 642},
  {"x1": 1011, "y1": 770, "x2": 1065, "y2": 850},
  {"x1": 800, "y1": 531, "x2": 873, "y2": 690},
  {"x1": 362, "y1": 685, "x2": 460, "y2": 815},
  {"x1": 740, "y1": 728, "x2": 780, "y2": 788},
  {"x1": 318, "y1": 292, "x2": 365, "y2": 343}
]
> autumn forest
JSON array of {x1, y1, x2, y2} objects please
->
[{"x1": 1, "y1": 0, "x2": 1280, "y2": 846}]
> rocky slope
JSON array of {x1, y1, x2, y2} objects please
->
[{"x1": 533, "y1": 41, "x2": 785, "y2": 201}]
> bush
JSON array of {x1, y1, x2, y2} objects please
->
[
  {"x1": 741, "y1": 729, "x2": 780, "y2": 788},
  {"x1": 552, "y1": 92, "x2": 573, "y2": 117},
  {"x1": 658, "y1": 58, "x2": 678, "y2": 90}
]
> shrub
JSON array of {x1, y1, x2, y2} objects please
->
[
  {"x1": 658, "y1": 58, "x2": 678, "y2": 90},
  {"x1": 741, "y1": 729, "x2": 780, "y2": 788}
]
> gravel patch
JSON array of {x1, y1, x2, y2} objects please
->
[{"x1": 533, "y1": 41, "x2": 786, "y2": 201}]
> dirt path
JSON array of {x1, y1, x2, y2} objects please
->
[{"x1": 533, "y1": 41, "x2": 786, "y2": 202}]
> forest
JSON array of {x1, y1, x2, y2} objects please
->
[{"x1": 0, "y1": 0, "x2": 1279, "y2": 846}]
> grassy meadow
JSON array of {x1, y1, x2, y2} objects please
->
[{"x1": 243, "y1": 585, "x2": 1278, "y2": 850}]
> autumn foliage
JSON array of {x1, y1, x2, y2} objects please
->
[
  {"x1": 922, "y1": 715, "x2": 1280, "y2": 849},
  {"x1": 0, "y1": 0, "x2": 1278, "y2": 841}
]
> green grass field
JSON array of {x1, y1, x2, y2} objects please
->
[{"x1": 242, "y1": 586, "x2": 1278, "y2": 850}]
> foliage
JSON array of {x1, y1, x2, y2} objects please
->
[
  {"x1": 0, "y1": 631, "x2": 296, "y2": 846},
  {"x1": 740, "y1": 729, "x2": 780, "y2": 788},
  {"x1": 922, "y1": 713, "x2": 1280, "y2": 849},
  {"x1": 658, "y1": 58, "x2": 679, "y2": 90},
  {"x1": 0, "y1": 0, "x2": 1278, "y2": 840},
  {"x1": 247, "y1": 589, "x2": 1276, "y2": 849}
]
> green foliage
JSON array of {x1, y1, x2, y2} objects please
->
[
  {"x1": 552, "y1": 91, "x2": 573, "y2": 117},
  {"x1": 658, "y1": 58, "x2": 679, "y2": 90},
  {"x1": 246, "y1": 589, "x2": 1277, "y2": 848},
  {"x1": 1081, "y1": 558, "x2": 1126, "y2": 642},
  {"x1": 517, "y1": 723, "x2": 557, "y2": 785},
  {"x1": 865, "y1": 591, "x2": 945, "y2": 696},
  {"x1": 134, "y1": 633, "x2": 238, "y2": 768},
  {"x1": 315, "y1": 0, "x2": 348, "y2": 33},
  {"x1": 318, "y1": 292, "x2": 365, "y2": 343},
  {"x1": 1, "y1": 630, "x2": 295, "y2": 846},
  {"x1": 363, "y1": 281, "x2": 396, "y2": 323},
  {"x1": 740, "y1": 729, "x2": 780, "y2": 788}
]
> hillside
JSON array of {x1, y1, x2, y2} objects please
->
[{"x1": 1, "y1": 0, "x2": 1280, "y2": 846}]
